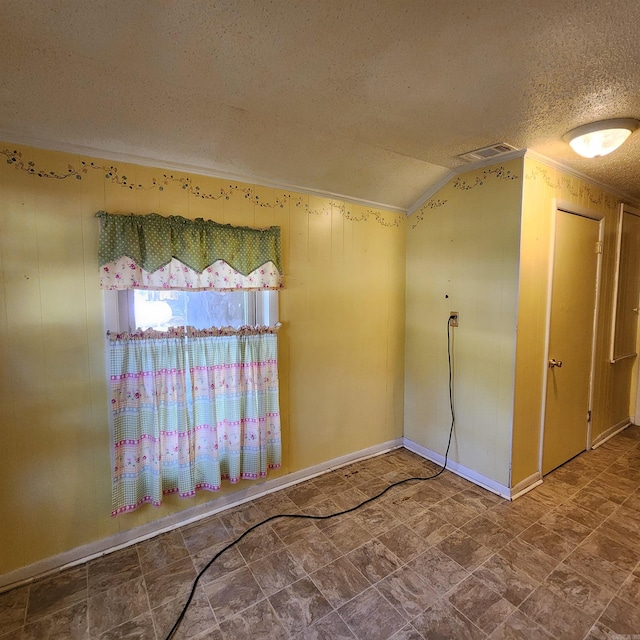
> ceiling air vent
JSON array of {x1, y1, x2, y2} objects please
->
[{"x1": 458, "y1": 142, "x2": 518, "y2": 162}]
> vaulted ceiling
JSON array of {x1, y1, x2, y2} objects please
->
[{"x1": 1, "y1": 0, "x2": 639, "y2": 210}]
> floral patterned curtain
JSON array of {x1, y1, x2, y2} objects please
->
[
  {"x1": 109, "y1": 326, "x2": 282, "y2": 515},
  {"x1": 96, "y1": 211, "x2": 283, "y2": 291},
  {"x1": 100, "y1": 211, "x2": 283, "y2": 515}
]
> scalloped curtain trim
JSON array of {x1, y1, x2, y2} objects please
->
[
  {"x1": 96, "y1": 211, "x2": 282, "y2": 290},
  {"x1": 99, "y1": 256, "x2": 283, "y2": 291}
]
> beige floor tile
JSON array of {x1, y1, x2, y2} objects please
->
[
  {"x1": 376, "y1": 565, "x2": 439, "y2": 620},
  {"x1": 191, "y1": 542, "x2": 246, "y2": 584},
  {"x1": 377, "y1": 523, "x2": 432, "y2": 563},
  {"x1": 387, "y1": 624, "x2": 426, "y2": 640},
  {"x1": 26, "y1": 565, "x2": 87, "y2": 623},
  {"x1": 338, "y1": 587, "x2": 406, "y2": 640},
  {"x1": 87, "y1": 576, "x2": 148, "y2": 637},
  {"x1": 461, "y1": 515, "x2": 514, "y2": 552},
  {"x1": 22, "y1": 600, "x2": 88, "y2": 640},
  {"x1": 218, "y1": 502, "x2": 264, "y2": 536},
  {"x1": 8, "y1": 427, "x2": 640, "y2": 640},
  {"x1": 179, "y1": 515, "x2": 231, "y2": 556},
  {"x1": 218, "y1": 598, "x2": 286, "y2": 640},
  {"x1": 488, "y1": 609, "x2": 554, "y2": 640},
  {"x1": 496, "y1": 538, "x2": 558, "y2": 583},
  {"x1": 436, "y1": 530, "x2": 493, "y2": 571},
  {"x1": 473, "y1": 553, "x2": 540, "y2": 607},
  {"x1": 517, "y1": 522, "x2": 576, "y2": 561},
  {"x1": 408, "y1": 547, "x2": 469, "y2": 596},
  {"x1": 563, "y1": 546, "x2": 631, "y2": 594},
  {"x1": 0, "y1": 586, "x2": 28, "y2": 634},
  {"x1": 249, "y1": 548, "x2": 307, "y2": 596},
  {"x1": 412, "y1": 598, "x2": 485, "y2": 640},
  {"x1": 350, "y1": 503, "x2": 396, "y2": 536},
  {"x1": 578, "y1": 530, "x2": 639, "y2": 572},
  {"x1": 136, "y1": 529, "x2": 189, "y2": 574},
  {"x1": 309, "y1": 556, "x2": 370, "y2": 609},
  {"x1": 299, "y1": 610, "x2": 357, "y2": 639},
  {"x1": 287, "y1": 528, "x2": 342, "y2": 573},
  {"x1": 448, "y1": 575, "x2": 515, "y2": 634},
  {"x1": 235, "y1": 523, "x2": 284, "y2": 563},
  {"x1": 346, "y1": 538, "x2": 403, "y2": 584},
  {"x1": 617, "y1": 568, "x2": 640, "y2": 607},
  {"x1": 203, "y1": 565, "x2": 265, "y2": 623},
  {"x1": 87, "y1": 546, "x2": 142, "y2": 597},
  {"x1": 268, "y1": 577, "x2": 332, "y2": 635},
  {"x1": 543, "y1": 563, "x2": 613, "y2": 620},
  {"x1": 96, "y1": 612, "x2": 156, "y2": 640},
  {"x1": 151, "y1": 585, "x2": 217, "y2": 640},
  {"x1": 322, "y1": 515, "x2": 374, "y2": 554},
  {"x1": 285, "y1": 482, "x2": 327, "y2": 509},
  {"x1": 537, "y1": 510, "x2": 592, "y2": 546},
  {"x1": 597, "y1": 596, "x2": 640, "y2": 636},
  {"x1": 520, "y1": 585, "x2": 593, "y2": 640}
]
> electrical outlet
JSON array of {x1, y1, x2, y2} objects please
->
[{"x1": 449, "y1": 312, "x2": 459, "y2": 327}]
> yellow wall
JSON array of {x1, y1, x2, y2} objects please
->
[
  {"x1": 404, "y1": 159, "x2": 524, "y2": 487},
  {"x1": 0, "y1": 144, "x2": 406, "y2": 575},
  {"x1": 406, "y1": 156, "x2": 635, "y2": 490},
  {"x1": 511, "y1": 157, "x2": 628, "y2": 485}
]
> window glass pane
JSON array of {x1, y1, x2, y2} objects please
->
[{"x1": 133, "y1": 290, "x2": 249, "y2": 330}]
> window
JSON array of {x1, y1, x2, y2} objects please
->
[
  {"x1": 107, "y1": 289, "x2": 278, "y2": 333},
  {"x1": 97, "y1": 211, "x2": 283, "y2": 515}
]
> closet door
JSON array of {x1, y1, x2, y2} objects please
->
[
  {"x1": 542, "y1": 209, "x2": 600, "y2": 474},
  {"x1": 611, "y1": 205, "x2": 640, "y2": 363}
]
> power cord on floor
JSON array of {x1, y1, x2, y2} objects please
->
[{"x1": 164, "y1": 315, "x2": 457, "y2": 640}]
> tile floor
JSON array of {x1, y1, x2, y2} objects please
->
[{"x1": 2, "y1": 426, "x2": 640, "y2": 639}]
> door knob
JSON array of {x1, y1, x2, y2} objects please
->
[{"x1": 549, "y1": 359, "x2": 563, "y2": 368}]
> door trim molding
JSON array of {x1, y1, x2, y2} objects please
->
[
  {"x1": 537, "y1": 199, "x2": 558, "y2": 476},
  {"x1": 538, "y1": 200, "x2": 605, "y2": 476}
]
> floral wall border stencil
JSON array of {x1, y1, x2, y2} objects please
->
[
  {"x1": 453, "y1": 166, "x2": 519, "y2": 191},
  {"x1": 525, "y1": 165, "x2": 618, "y2": 210},
  {"x1": 2, "y1": 148, "x2": 84, "y2": 181},
  {"x1": 336, "y1": 201, "x2": 403, "y2": 228},
  {"x1": 1, "y1": 147, "x2": 405, "y2": 228},
  {"x1": 411, "y1": 199, "x2": 448, "y2": 229}
]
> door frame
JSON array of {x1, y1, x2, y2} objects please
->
[{"x1": 537, "y1": 199, "x2": 605, "y2": 475}]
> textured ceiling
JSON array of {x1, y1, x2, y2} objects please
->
[{"x1": 1, "y1": 0, "x2": 639, "y2": 210}]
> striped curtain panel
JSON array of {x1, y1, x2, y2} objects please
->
[{"x1": 109, "y1": 327, "x2": 282, "y2": 516}]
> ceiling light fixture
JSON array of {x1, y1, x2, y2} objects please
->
[{"x1": 563, "y1": 118, "x2": 640, "y2": 158}]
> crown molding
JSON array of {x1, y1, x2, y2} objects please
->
[
  {"x1": 0, "y1": 131, "x2": 407, "y2": 214},
  {"x1": 406, "y1": 147, "x2": 640, "y2": 213},
  {"x1": 6, "y1": 131, "x2": 635, "y2": 214},
  {"x1": 405, "y1": 170, "x2": 456, "y2": 216}
]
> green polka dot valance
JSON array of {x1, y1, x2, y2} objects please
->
[{"x1": 96, "y1": 211, "x2": 283, "y2": 291}]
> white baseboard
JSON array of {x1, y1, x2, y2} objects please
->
[
  {"x1": 402, "y1": 437, "x2": 512, "y2": 500},
  {"x1": 509, "y1": 472, "x2": 543, "y2": 500},
  {"x1": 591, "y1": 418, "x2": 631, "y2": 449},
  {"x1": 1, "y1": 438, "x2": 403, "y2": 592}
]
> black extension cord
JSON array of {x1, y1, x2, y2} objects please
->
[{"x1": 164, "y1": 316, "x2": 456, "y2": 639}]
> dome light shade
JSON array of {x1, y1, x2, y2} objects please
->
[{"x1": 563, "y1": 118, "x2": 639, "y2": 158}]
